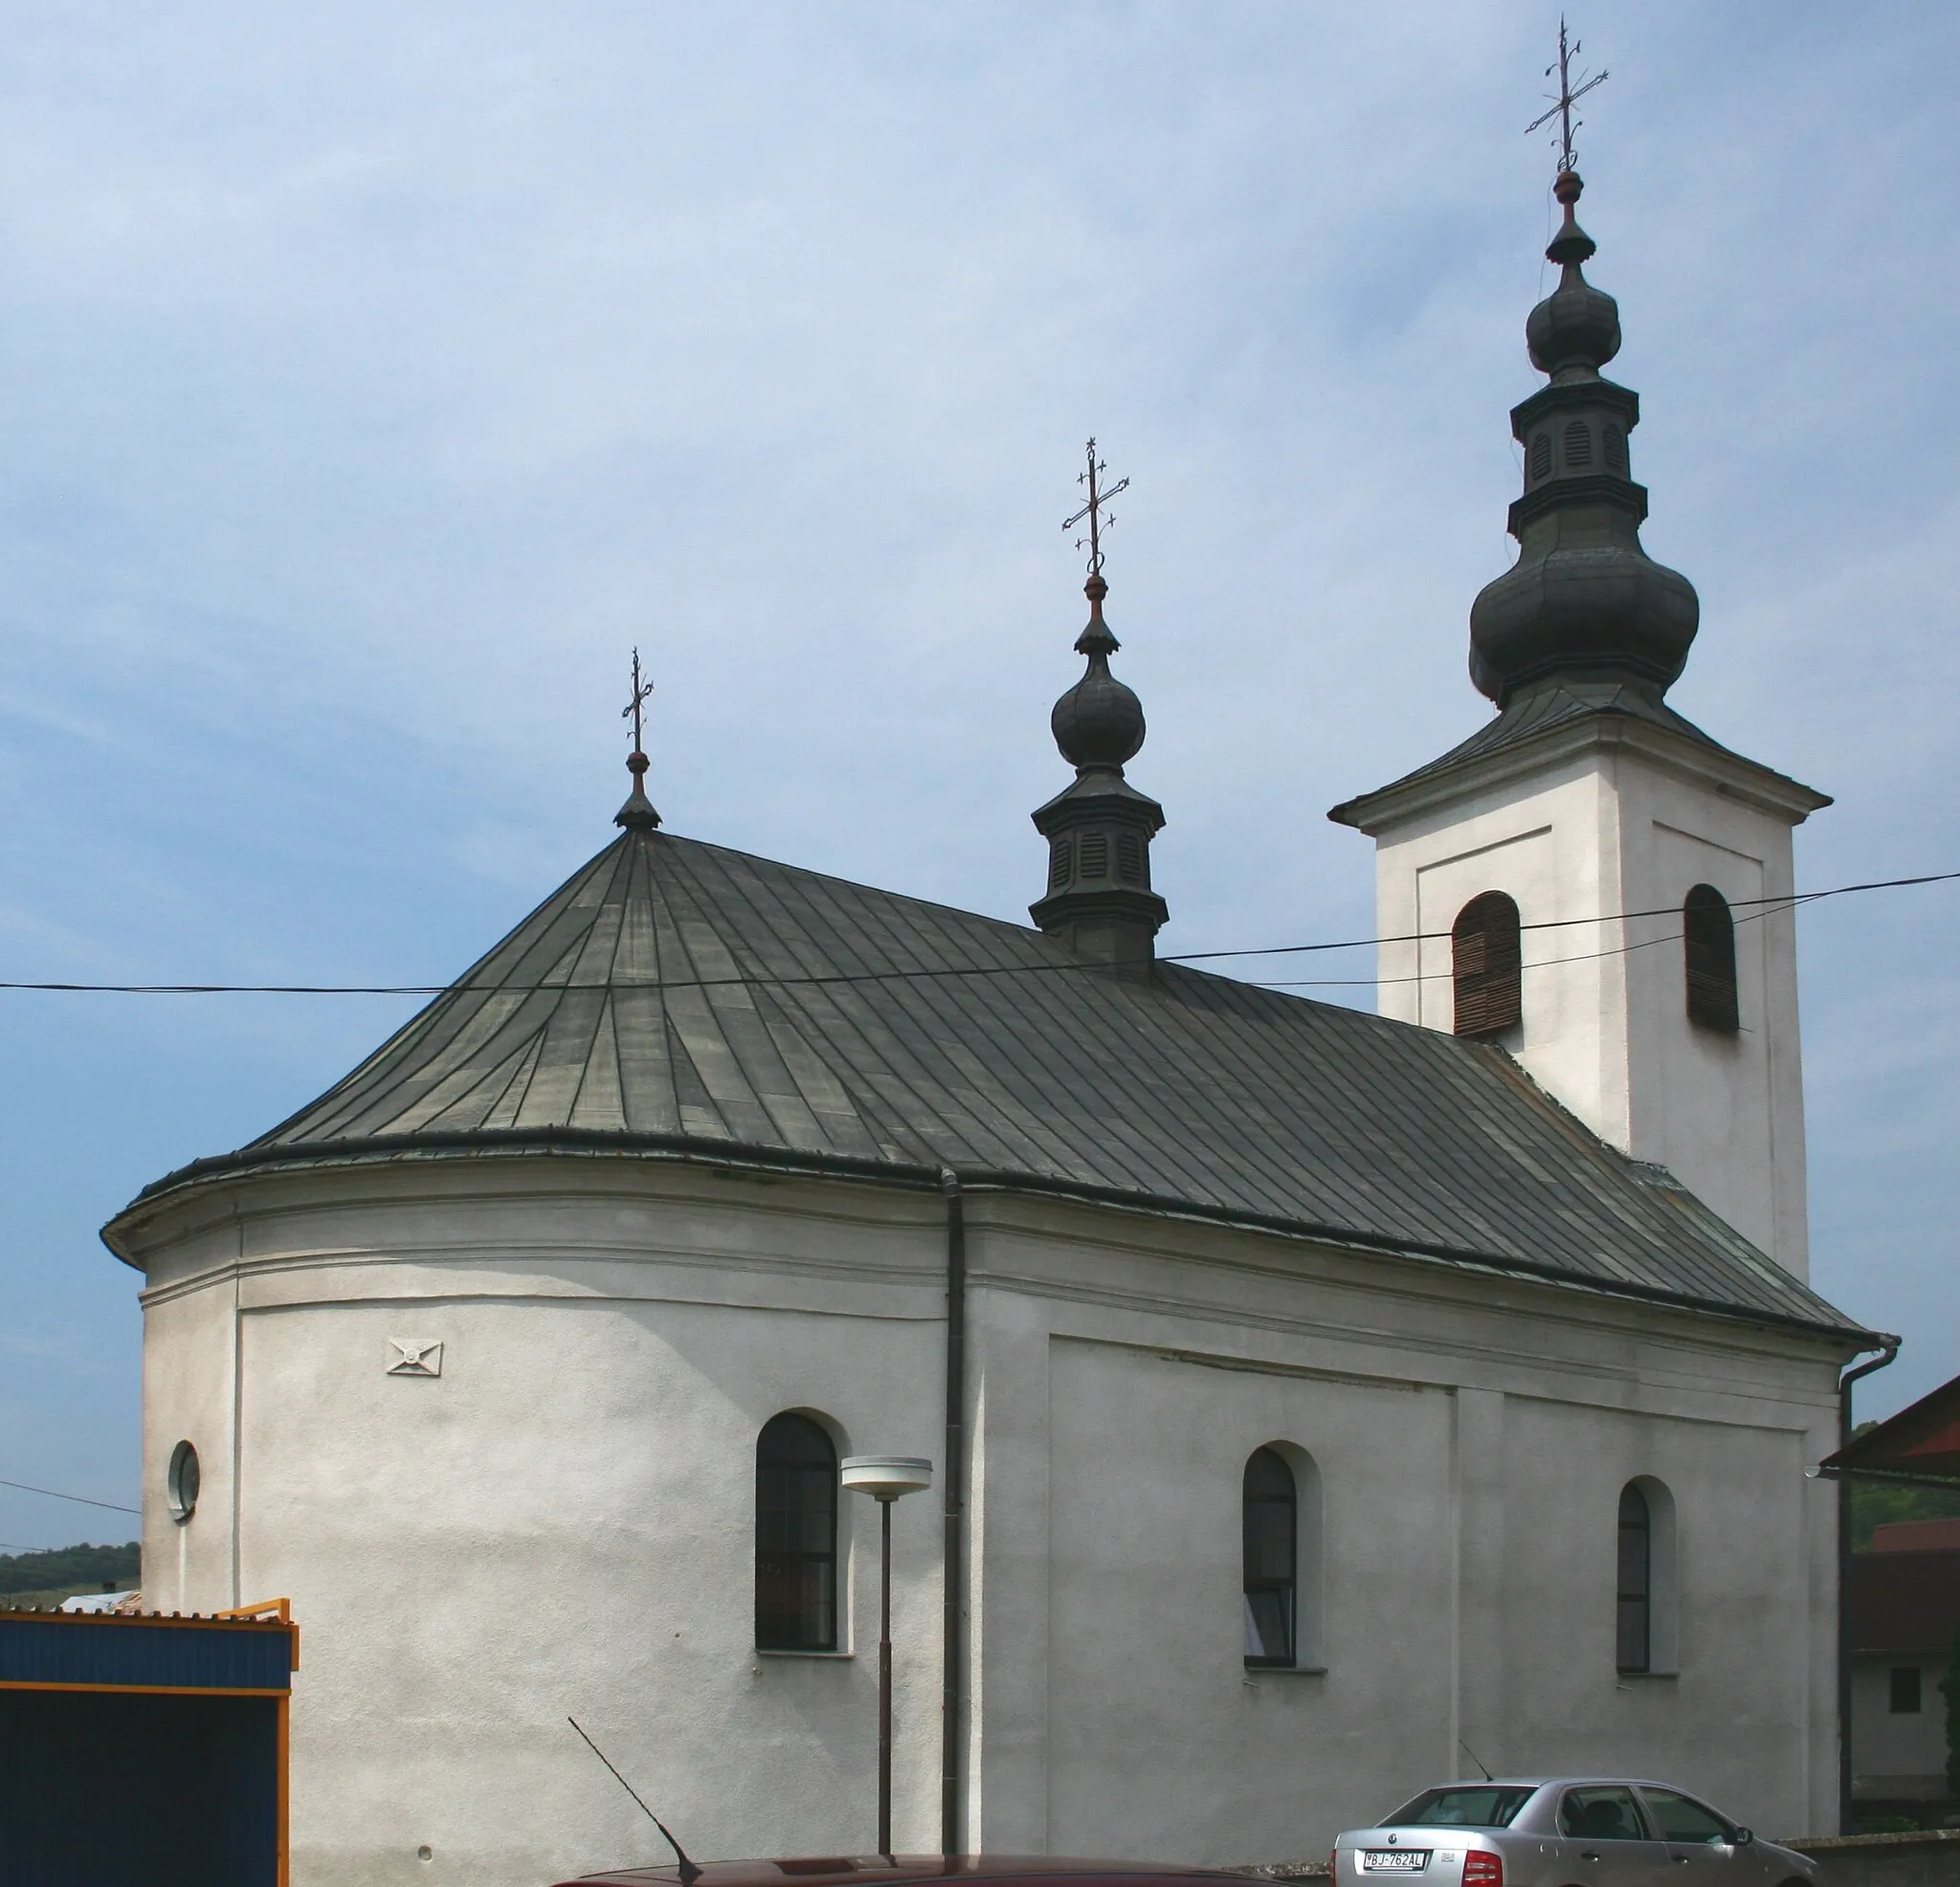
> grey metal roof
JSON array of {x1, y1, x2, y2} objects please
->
[
  {"x1": 126, "y1": 826, "x2": 1860, "y2": 1337},
  {"x1": 1329, "y1": 676, "x2": 1828, "y2": 824}
]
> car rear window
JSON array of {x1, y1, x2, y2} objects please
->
[{"x1": 1384, "y1": 1787, "x2": 1540, "y2": 1829}]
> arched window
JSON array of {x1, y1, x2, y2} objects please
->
[
  {"x1": 1682, "y1": 884, "x2": 1739, "y2": 1032},
  {"x1": 1453, "y1": 892, "x2": 1523, "y2": 1037},
  {"x1": 1243, "y1": 1447, "x2": 1297, "y2": 1668},
  {"x1": 1615, "y1": 1481, "x2": 1651, "y2": 1673},
  {"x1": 1563, "y1": 419, "x2": 1592, "y2": 469},
  {"x1": 756, "y1": 1412, "x2": 838, "y2": 1652}
]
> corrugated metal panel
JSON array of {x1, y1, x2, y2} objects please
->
[
  {"x1": 1, "y1": 1689, "x2": 279, "y2": 1885},
  {"x1": 122, "y1": 825, "x2": 1862, "y2": 1336},
  {"x1": 0, "y1": 1614, "x2": 293, "y2": 1692}
]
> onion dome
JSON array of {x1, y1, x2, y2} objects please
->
[
  {"x1": 1051, "y1": 574, "x2": 1147, "y2": 766},
  {"x1": 1468, "y1": 170, "x2": 1699, "y2": 707},
  {"x1": 1526, "y1": 176, "x2": 1622, "y2": 378},
  {"x1": 1029, "y1": 569, "x2": 1167, "y2": 978}
]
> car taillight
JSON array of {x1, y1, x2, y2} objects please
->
[{"x1": 1462, "y1": 1854, "x2": 1503, "y2": 1887}]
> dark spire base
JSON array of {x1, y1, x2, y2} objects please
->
[
  {"x1": 1030, "y1": 766, "x2": 1167, "y2": 980},
  {"x1": 1028, "y1": 886, "x2": 1169, "y2": 984},
  {"x1": 614, "y1": 788, "x2": 661, "y2": 832}
]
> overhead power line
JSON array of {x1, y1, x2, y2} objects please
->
[
  {"x1": 0, "y1": 869, "x2": 1950, "y2": 999},
  {"x1": 0, "y1": 1476, "x2": 142, "y2": 1516}
]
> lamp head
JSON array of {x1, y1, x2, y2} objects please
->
[{"x1": 839, "y1": 1454, "x2": 935, "y2": 1501}]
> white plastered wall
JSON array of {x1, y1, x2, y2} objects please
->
[
  {"x1": 1359, "y1": 722, "x2": 1819, "y2": 1276},
  {"x1": 122, "y1": 1155, "x2": 1849, "y2": 1886}
]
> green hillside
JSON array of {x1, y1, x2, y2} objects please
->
[{"x1": 0, "y1": 1540, "x2": 141, "y2": 1598}]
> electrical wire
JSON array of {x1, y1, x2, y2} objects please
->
[
  {"x1": 0, "y1": 1476, "x2": 142, "y2": 1516},
  {"x1": 1258, "y1": 884, "x2": 1814, "y2": 989},
  {"x1": 0, "y1": 870, "x2": 1949, "y2": 999}
]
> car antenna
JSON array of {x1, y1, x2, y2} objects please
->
[
  {"x1": 568, "y1": 1716, "x2": 702, "y2": 1884},
  {"x1": 1459, "y1": 1740, "x2": 1494, "y2": 1782}
]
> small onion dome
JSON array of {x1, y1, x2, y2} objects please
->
[
  {"x1": 1526, "y1": 172, "x2": 1621, "y2": 378},
  {"x1": 1051, "y1": 575, "x2": 1146, "y2": 768}
]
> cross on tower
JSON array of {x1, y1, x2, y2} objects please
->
[
  {"x1": 622, "y1": 647, "x2": 654, "y2": 760},
  {"x1": 613, "y1": 647, "x2": 662, "y2": 831},
  {"x1": 1062, "y1": 437, "x2": 1129, "y2": 579},
  {"x1": 1526, "y1": 16, "x2": 1608, "y2": 176}
]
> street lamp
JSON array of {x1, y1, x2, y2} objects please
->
[{"x1": 839, "y1": 1454, "x2": 934, "y2": 1856}]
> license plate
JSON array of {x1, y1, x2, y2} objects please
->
[{"x1": 1362, "y1": 1855, "x2": 1430, "y2": 1873}]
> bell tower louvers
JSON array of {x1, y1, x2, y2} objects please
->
[{"x1": 1330, "y1": 166, "x2": 1829, "y2": 1279}]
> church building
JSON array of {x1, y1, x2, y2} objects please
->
[{"x1": 105, "y1": 165, "x2": 1876, "y2": 1887}]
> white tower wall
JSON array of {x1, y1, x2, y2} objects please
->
[{"x1": 1352, "y1": 716, "x2": 1824, "y2": 1278}]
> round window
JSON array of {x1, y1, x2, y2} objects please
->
[{"x1": 167, "y1": 1440, "x2": 200, "y2": 1522}]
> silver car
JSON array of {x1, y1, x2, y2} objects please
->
[{"x1": 1333, "y1": 1779, "x2": 1820, "y2": 1887}]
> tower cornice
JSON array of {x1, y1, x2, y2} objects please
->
[{"x1": 1330, "y1": 703, "x2": 1831, "y2": 837}]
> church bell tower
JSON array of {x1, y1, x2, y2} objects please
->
[{"x1": 1329, "y1": 164, "x2": 1828, "y2": 1279}]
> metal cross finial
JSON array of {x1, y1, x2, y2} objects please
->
[
  {"x1": 1062, "y1": 437, "x2": 1129, "y2": 579},
  {"x1": 1526, "y1": 16, "x2": 1608, "y2": 176},
  {"x1": 622, "y1": 647, "x2": 654, "y2": 759}
]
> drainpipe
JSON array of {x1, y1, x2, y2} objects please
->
[
  {"x1": 940, "y1": 1168, "x2": 968, "y2": 1857},
  {"x1": 1837, "y1": 1338, "x2": 1901, "y2": 1833}
]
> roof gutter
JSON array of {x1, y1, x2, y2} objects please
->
[
  {"x1": 101, "y1": 1126, "x2": 1876, "y2": 1346},
  {"x1": 1829, "y1": 1337, "x2": 1902, "y2": 1834},
  {"x1": 939, "y1": 1167, "x2": 967, "y2": 1858}
]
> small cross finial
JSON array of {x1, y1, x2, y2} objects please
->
[
  {"x1": 1061, "y1": 438, "x2": 1129, "y2": 601},
  {"x1": 613, "y1": 648, "x2": 661, "y2": 832},
  {"x1": 1526, "y1": 16, "x2": 1608, "y2": 177},
  {"x1": 622, "y1": 648, "x2": 654, "y2": 769}
]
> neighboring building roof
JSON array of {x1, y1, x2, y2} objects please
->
[
  {"x1": 1328, "y1": 675, "x2": 1829, "y2": 828},
  {"x1": 58, "y1": 1590, "x2": 139, "y2": 1613},
  {"x1": 1824, "y1": 1374, "x2": 1960, "y2": 1484},
  {"x1": 109, "y1": 824, "x2": 1862, "y2": 1341},
  {"x1": 1872, "y1": 1520, "x2": 1960, "y2": 1554},
  {"x1": 1849, "y1": 1549, "x2": 1960, "y2": 1654}
]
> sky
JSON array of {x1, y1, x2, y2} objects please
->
[{"x1": 3, "y1": 2, "x2": 1957, "y2": 1553}]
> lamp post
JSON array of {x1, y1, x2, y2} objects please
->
[{"x1": 839, "y1": 1454, "x2": 934, "y2": 1857}]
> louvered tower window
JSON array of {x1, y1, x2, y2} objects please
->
[
  {"x1": 755, "y1": 1412, "x2": 838, "y2": 1651},
  {"x1": 1529, "y1": 433, "x2": 1552, "y2": 481},
  {"x1": 1452, "y1": 892, "x2": 1522, "y2": 1037},
  {"x1": 1682, "y1": 884, "x2": 1739, "y2": 1032},
  {"x1": 1603, "y1": 425, "x2": 1627, "y2": 472},
  {"x1": 1049, "y1": 836, "x2": 1074, "y2": 890},
  {"x1": 1563, "y1": 419, "x2": 1592, "y2": 468},
  {"x1": 1079, "y1": 832, "x2": 1109, "y2": 877},
  {"x1": 1116, "y1": 832, "x2": 1144, "y2": 884}
]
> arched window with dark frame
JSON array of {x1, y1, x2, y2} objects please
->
[
  {"x1": 1243, "y1": 1447, "x2": 1297, "y2": 1668},
  {"x1": 1453, "y1": 892, "x2": 1523, "y2": 1037},
  {"x1": 756, "y1": 1412, "x2": 838, "y2": 1652},
  {"x1": 1616, "y1": 1481, "x2": 1652, "y2": 1675},
  {"x1": 1682, "y1": 884, "x2": 1739, "y2": 1032}
]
